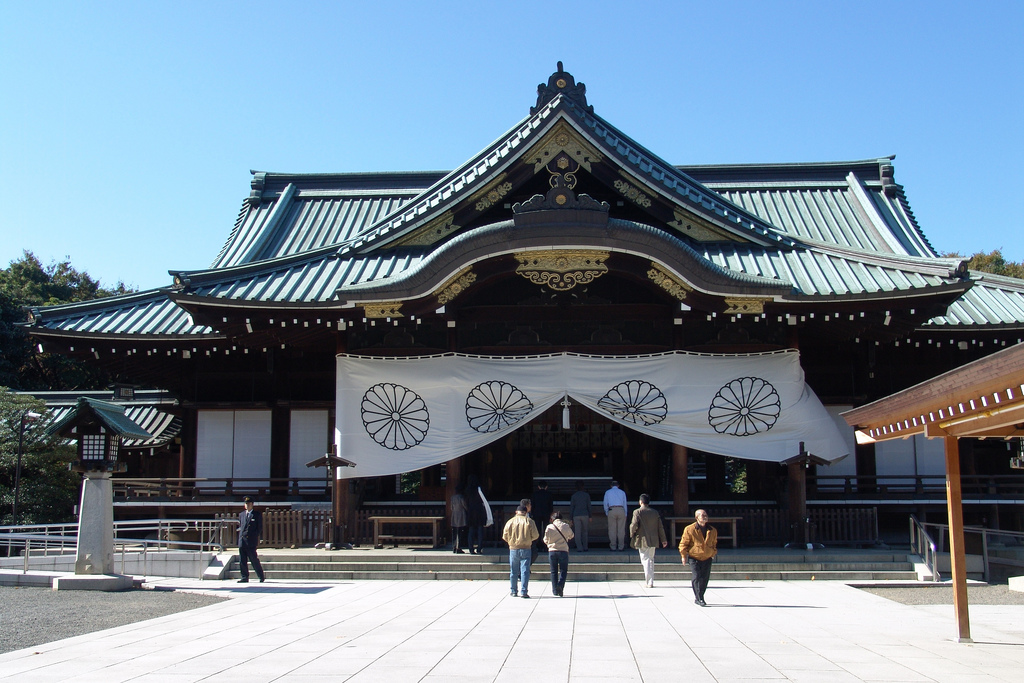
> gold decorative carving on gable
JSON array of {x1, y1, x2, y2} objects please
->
[
  {"x1": 470, "y1": 174, "x2": 512, "y2": 212},
  {"x1": 434, "y1": 267, "x2": 477, "y2": 305},
  {"x1": 394, "y1": 211, "x2": 461, "y2": 246},
  {"x1": 647, "y1": 265, "x2": 691, "y2": 301},
  {"x1": 669, "y1": 209, "x2": 740, "y2": 242},
  {"x1": 521, "y1": 121, "x2": 603, "y2": 173},
  {"x1": 723, "y1": 298, "x2": 769, "y2": 314},
  {"x1": 613, "y1": 178, "x2": 653, "y2": 208},
  {"x1": 515, "y1": 250, "x2": 609, "y2": 291},
  {"x1": 363, "y1": 302, "x2": 404, "y2": 319}
]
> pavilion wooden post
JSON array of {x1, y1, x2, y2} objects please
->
[
  {"x1": 943, "y1": 434, "x2": 972, "y2": 643},
  {"x1": 786, "y1": 461, "x2": 807, "y2": 547},
  {"x1": 672, "y1": 444, "x2": 689, "y2": 516}
]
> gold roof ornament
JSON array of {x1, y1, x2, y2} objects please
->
[
  {"x1": 515, "y1": 250, "x2": 610, "y2": 291},
  {"x1": 647, "y1": 265, "x2": 692, "y2": 301},
  {"x1": 363, "y1": 302, "x2": 404, "y2": 319},
  {"x1": 434, "y1": 268, "x2": 477, "y2": 305}
]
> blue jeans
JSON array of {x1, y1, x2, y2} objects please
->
[
  {"x1": 549, "y1": 550, "x2": 568, "y2": 594},
  {"x1": 509, "y1": 548, "x2": 532, "y2": 594}
]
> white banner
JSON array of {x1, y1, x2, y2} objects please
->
[{"x1": 335, "y1": 351, "x2": 848, "y2": 479}]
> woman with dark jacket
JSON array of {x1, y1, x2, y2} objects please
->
[
  {"x1": 451, "y1": 483, "x2": 468, "y2": 553},
  {"x1": 465, "y1": 474, "x2": 493, "y2": 554}
]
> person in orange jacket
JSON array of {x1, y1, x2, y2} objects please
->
[{"x1": 679, "y1": 509, "x2": 717, "y2": 606}]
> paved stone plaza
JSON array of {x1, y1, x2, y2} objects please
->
[{"x1": 1, "y1": 578, "x2": 1023, "y2": 682}]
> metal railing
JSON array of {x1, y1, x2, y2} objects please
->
[
  {"x1": 916, "y1": 519, "x2": 1024, "y2": 583},
  {"x1": 111, "y1": 477, "x2": 332, "y2": 500},
  {"x1": 811, "y1": 474, "x2": 1024, "y2": 500},
  {"x1": 909, "y1": 515, "x2": 941, "y2": 581},
  {"x1": 0, "y1": 519, "x2": 228, "y2": 579}
]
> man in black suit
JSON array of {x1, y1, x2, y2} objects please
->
[
  {"x1": 237, "y1": 496, "x2": 265, "y2": 583},
  {"x1": 531, "y1": 481, "x2": 553, "y2": 553}
]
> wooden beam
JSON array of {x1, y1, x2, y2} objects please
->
[{"x1": 944, "y1": 435, "x2": 972, "y2": 643}]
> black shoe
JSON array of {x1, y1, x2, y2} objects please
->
[
  {"x1": 259, "y1": 576, "x2": 265, "y2": 583},
  {"x1": 454, "y1": 548, "x2": 465, "y2": 554},
  {"x1": 699, "y1": 599, "x2": 707, "y2": 606},
  {"x1": 521, "y1": 593, "x2": 530, "y2": 599},
  {"x1": 238, "y1": 578, "x2": 249, "y2": 583},
  {"x1": 511, "y1": 590, "x2": 518, "y2": 597}
]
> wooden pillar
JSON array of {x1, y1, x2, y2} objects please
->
[
  {"x1": 334, "y1": 330, "x2": 352, "y2": 544},
  {"x1": 334, "y1": 468, "x2": 347, "y2": 544},
  {"x1": 270, "y1": 406, "x2": 290, "y2": 495},
  {"x1": 672, "y1": 444, "x2": 689, "y2": 516},
  {"x1": 787, "y1": 461, "x2": 807, "y2": 546},
  {"x1": 944, "y1": 434, "x2": 972, "y2": 642}
]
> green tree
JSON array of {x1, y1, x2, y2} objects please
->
[
  {"x1": 0, "y1": 251, "x2": 132, "y2": 390},
  {"x1": 0, "y1": 388, "x2": 79, "y2": 525},
  {"x1": 945, "y1": 249, "x2": 1024, "y2": 279}
]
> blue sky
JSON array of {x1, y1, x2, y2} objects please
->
[{"x1": 1, "y1": 1, "x2": 1021, "y2": 291}]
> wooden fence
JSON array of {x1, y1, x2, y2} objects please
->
[
  {"x1": 210, "y1": 504, "x2": 878, "y2": 549},
  {"x1": 698, "y1": 506, "x2": 878, "y2": 547},
  {"x1": 215, "y1": 510, "x2": 309, "y2": 548}
]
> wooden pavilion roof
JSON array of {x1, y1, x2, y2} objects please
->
[{"x1": 842, "y1": 341, "x2": 1024, "y2": 441}]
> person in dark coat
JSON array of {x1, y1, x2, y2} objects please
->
[
  {"x1": 451, "y1": 483, "x2": 468, "y2": 553},
  {"x1": 237, "y1": 496, "x2": 265, "y2": 583},
  {"x1": 465, "y1": 475, "x2": 493, "y2": 554},
  {"x1": 530, "y1": 480, "x2": 554, "y2": 552}
]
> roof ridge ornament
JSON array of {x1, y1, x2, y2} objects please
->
[
  {"x1": 512, "y1": 175, "x2": 610, "y2": 216},
  {"x1": 532, "y1": 62, "x2": 593, "y2": 114}
]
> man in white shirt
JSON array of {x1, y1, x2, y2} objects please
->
[{"x1": 603, "y1": 480, "x2": 628, "y2": 551}]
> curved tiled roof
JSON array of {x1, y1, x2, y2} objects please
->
[
  {"x1": 27, "y1": 390, "x2": 182, "y2": 448},
  {"x1": 214, "y1": 189, "x2": 421, "y2": 268},
  {"x1": 925, "y1": 275, "x2": 1024, "y2": 328},
  {"x1": 180, "y1": 249, "x2": 426, "y2": 304},
  {"x1": 20, "y1": 67, "x2": 1024, "y2": 340},
  {"x1": 29, "y1": 290, "x2": 215, "y2": 338},
  {"x1": 698, "y1": 243, "x2": 962, "y2": 299}
]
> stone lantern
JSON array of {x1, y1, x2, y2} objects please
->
[{"x1": 48, "y1": 397, "x2": 151, "y2": 590}]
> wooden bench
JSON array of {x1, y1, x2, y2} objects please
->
[
  {"x1": 666, "y1": 516, "x2": 742, "y2": 549},
  {"x1": 369, "y1": 516, "x2": 445, "y2": 548}
]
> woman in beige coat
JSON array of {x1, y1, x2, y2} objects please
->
[{"x1": 543, "y1": 511, "x2": 575, "y2": 597}]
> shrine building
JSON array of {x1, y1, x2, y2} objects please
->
[{"x1": 25, "y1": 65, "x2": 1024, "y2": 546}]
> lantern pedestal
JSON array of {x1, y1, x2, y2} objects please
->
[
  {"x1": 53, "y1": 471, "x2": 133, "y2": 591},
  {"x1": 76, "y1": 471, "x2": 115, "y2": 575}
]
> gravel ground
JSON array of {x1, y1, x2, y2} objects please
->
[
  {"x1": 860, "y1": 583, "x2": 1024, "y2": 605},
  {"x1": 0, "y1": 587, "x2": 227, "y2": 655}
]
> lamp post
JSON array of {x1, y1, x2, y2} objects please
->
[{"x1": 12, "y1": 410, "x2": 42, "y2": 526}]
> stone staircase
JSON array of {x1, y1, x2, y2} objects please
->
[{"x1": 227, "y1": 547, "x2": 919, "y2": 582}]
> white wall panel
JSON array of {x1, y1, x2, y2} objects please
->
[
  {"x1": 196, "y1": 410, "x2": 271, "y2": 487},
  {"x1": 196, "y1": 411, "x2": 234, "y2": 482},
  {"x1": 232, "y1": 411, "x2": 272, "y2": 484},
  {"x1": 290, "y1": 409, "x2": 329, "y2": 488}
]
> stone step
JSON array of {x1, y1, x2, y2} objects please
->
[
  {"x1": 227, "y1": 568, "x2": 919, "y2": 582},
  {"x1": 245, "y1": 551, "x2": 910, "y2": 565},
  {"x1": 227, "y1": 549, "x2": 920, "y2": 582},
  {"x1": 249, "y1": 560, "x2": 913, "y2": 573}
]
